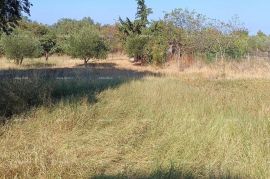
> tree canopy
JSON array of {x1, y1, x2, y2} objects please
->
[
  {"x1": 119, "y1": 0, "x2": 152, "y2": 37},
  {"x1": 67, "y1": 27, "x2": 109, "y2": 65},
  {"x1": 1, "y1": 30, "x2": 41, "y2": 64},
  {"x1": 0, "y1": 0, "x2": 32, "y2": 33}
]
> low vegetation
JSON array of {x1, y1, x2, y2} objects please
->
[
  {"x1": 0, "y1": 0, "x2": 269, "y2": 178},
  {"x1": 0, "y1": 57, "x2": 270, "y2": 178},
  {"x1": 0, "y1": 72, "x2": 269, "y2": 178}
]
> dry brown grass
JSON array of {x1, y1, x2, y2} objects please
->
[
  {"x1": 0, "y1": 55, "x2": 270, "y2": 178},
  {"x1": 0, "y1": 55, "x2": 81, "y2": 70},
  {"x1": 0, "y1": 77, "x2": 269, "y2": 178},
  {"x1": 1, "y1": 55, "x2": 270, "y2": 80},
  {"x1": 177, "y1": 59, "x2": 270, "y2": 80}
]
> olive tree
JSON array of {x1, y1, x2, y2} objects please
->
[
  {"x1": 1, "y1": 31, "x2": 41, "y2": 64},
  {"x1": 39, "y1": 33, "x2": 56, "y2": 61},
  {"x1": 67, "y1": 27, "x2": 109, "y2": 65}
]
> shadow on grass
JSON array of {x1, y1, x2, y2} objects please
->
[
  {"x1": 92, "y1": 167, "x2": 242, "y2": 179},
  {"x1": 22, "y1": 62, "x2": 56, "y2": 69},
  {"x1": 0, "y1": 62, "x2": 160, "y2": 122},
  {"x1": 77, "y1": 62, "x2": 117, "y2": 68},
  {"x1": 92, "y1": 170, "x2": 194, "y2": 179},
  {"x1": 0, "y1": 62, "x2": 159, "y2": 80}
]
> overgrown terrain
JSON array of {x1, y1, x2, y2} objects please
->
[
  {"x1": 0, "y1": 57, "x2": 269, "y2": 178},
  {"x1": 0, "y1": 1, "x2": 270, "y2": 178}
]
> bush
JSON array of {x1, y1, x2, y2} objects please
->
[
  {"x1": 125, "y1": 35, "x2": 150, "y2": 62},
  {"x1": 67, "y1": 27, "x2": 109, "y2": 65},
  {"x1": 125, "y1": 34, "x2": 168, "y2": 65},
  {"x1": 147, "y1": 36, "x2": 168, "y2": 65},
  {"x1": 1, "y1": 31, "x2": 42, "y2": 64}
]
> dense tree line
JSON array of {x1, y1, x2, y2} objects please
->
[
  {"x1": 1, "y1": 0, "x2": 270, "y2": 66},
  {"x1": 0, "y1": 17, "x2": 113, "y2": 64},
  {"x1": 119, "y1": 1, "x2": 270, "y2": 65}
]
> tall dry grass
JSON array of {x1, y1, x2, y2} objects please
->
[
  {"x1": 0, "y1": 76, "x2": 269, "y2": 178},
  {"x1": 1, "y1": 55, "x2": 270, "y2": 80},
  {"x1": 0, "y1": 56, "x2": 270, "y2": 178},
  {"x1": 0, "y1": 56, "x2": 82, "y2": 70}
]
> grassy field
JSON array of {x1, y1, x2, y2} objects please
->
[{"x1": 0, "y1": 56, "x2": 270, "y2": 178}]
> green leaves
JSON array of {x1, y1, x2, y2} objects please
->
[
  {"x1": 118, "y1": 0, "x2": 152, "y2": 39},
  {"x1": 39, "y1": 33, "x2": 57, "y2": 54},
  {"x1": 67, "y1": 27, "x2": 109, "y2": 64},
  {"x1": 125, "y1": 35, "x2": 149, "y2": 60},
  {"x1": 119, "y1": 1, "x2": 169, "y2": 65},
  {"x1": 1, "y1": 30, "x2": 41, "y2": 64},
  {"x1": 125, "y1": 33, "x2": 168, "y2": 65},
  {"x1": 0, "y1": 0, "x2": 32, "y2": 33},
  {"x1": 136, "y1": 0, "x2": 153, "y2": 27}
]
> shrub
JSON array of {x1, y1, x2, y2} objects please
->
[
  {"x1": 147, "y1": 36, "x2": 168, "y2": 65},
  {"x1": 125, "y1": 34, "x2": 168, "y2": 65},
  {"x1": 125, "y1": 35, "x2": 149, "y2": 62}
]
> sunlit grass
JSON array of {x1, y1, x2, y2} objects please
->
[
  {"x1": 0, "y1": 55, "x2": 82, "y2": 69},
  {"x1": 0, "y1": 77, "x2": 269, "y2": 178}
]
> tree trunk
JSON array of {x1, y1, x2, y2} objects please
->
[
  {"x1": 19, "y1": 58, "x2": 23, "y2": 65},
  {"x1": 45, "y1": 52, "x2": 49, "y2": 61},
  {"x1": 134, "y1": 56, "x2": 138, "y2": 62},
  {"x1": 84, "y1": 58, "x2": 89, "y2": 67},
  {"x1": 177, "y1": 50, "x2": 181, "y2": 70}
]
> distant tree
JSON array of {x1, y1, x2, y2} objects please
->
[
  {"x1": 10, "y1": 18, "x2": 57, "y2": 60},
  {"x1": 0, "y1": 0, "x2": 32, "y2": 33},
  {"x1": 118, "y1": 18, "x2": 142, "y2": 37},
  {"x1": 67, "y1": 27, "x2": 109, "y2": 65},
  {"x1": 164, "y1": 8, "x2": 208, "y2": 55},
  {"x1": 52, "y1": 17, "x2": 97, "y2": 55},
  {"x1": 101, "y1": 24, "x2": 123, "y2": 54},
  {"x1": 18, "y1": 18, "x2": 49, "y2": 37},
  {"x1": 118, "y1": 0, "x2": 152, "y2": 38},
  {"x1": 255, "y1": 31, "x2": 268, "y2": 52},
  {"x1": 146, "y1": 22, "x2": 169, "y2": 65},
  {"x1": 257, "y1": 30, "x2": 267, "y2": 38},
  {"x1": 39, "y1": 33, "x2": 57, "y2": 61},
  {"x1": 125, "y1": 35, "x2": 149, "y2": 62},
  {"x1": 52, "y1": 17, "x2": 95, "y2": 36},
  {"x1": 136, "y1": 0, "x2": 153, "y2": 28},
  {"x1": 119, "y1": 0, "x2": 153, "y2": 63},
  {"x1": 1, "y1": 30, "x2": 41, "y2": 65},
  {"x1": 228, "y1": 30, "x2": 249, "y2": 59}
]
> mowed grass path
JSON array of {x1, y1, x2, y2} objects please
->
[{"x1": 0, "y1": 76, "x2": 269, "y2": 178}]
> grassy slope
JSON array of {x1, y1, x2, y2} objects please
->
[{"x1": 0, "y1": 77, "x2": 269, "y2": 178}]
